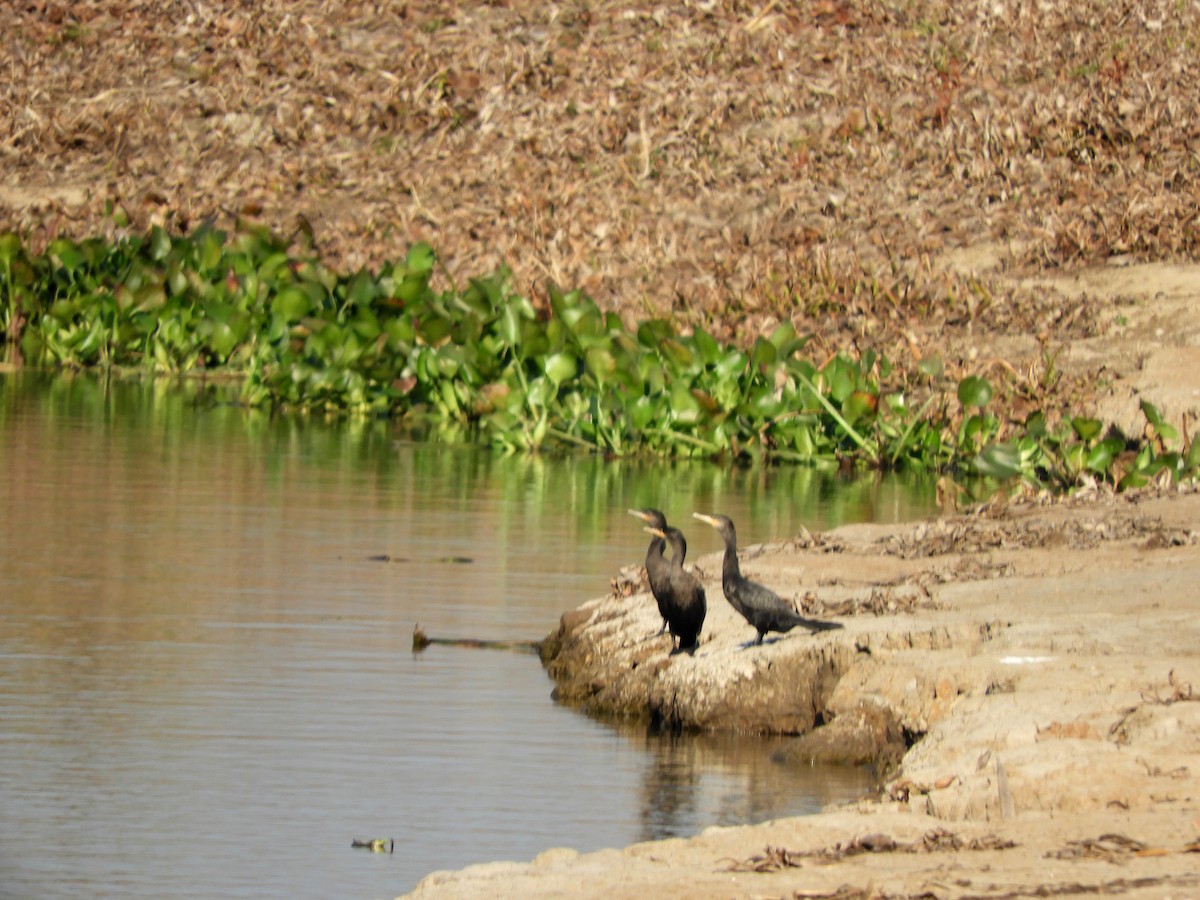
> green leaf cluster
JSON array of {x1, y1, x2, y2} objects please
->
[
  {"x1": 972, "y1": 399, "x2": 1200, "y2": 491},
  {"x1": 3, "y1": 223, "x2": 1199, "y2": 491}
]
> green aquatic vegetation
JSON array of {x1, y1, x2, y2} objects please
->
[
  {"x1": 971, "y1": 399, "x2": 1199, "y2": 492},
  {"x1": 2, "y1": 223, "x2": 1197, "y2": 490}
]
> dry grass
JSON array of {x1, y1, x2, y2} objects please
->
[{"x1": 2, "y1": 0, "x2": 1198, "y2": 373}]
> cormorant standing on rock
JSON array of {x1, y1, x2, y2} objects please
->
[
  {"x1": 643, "y1": 525, "x2": 706, "y2": 654},
  {"x1": 627, "y1": 508, "x2": 675, "y2": 634},
  {"x1": 692, "y1": 512, "x2": 842, "y2": 646}
]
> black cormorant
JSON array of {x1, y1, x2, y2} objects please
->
[
  {"x1": 643, "y1": 525, "x2": 706, "y2": 653},
  {"x1": 692, "y1": 512, "x2": 841, "y2": 646},
  {"x1": 627, "y1": 508, "x2": 674, "y2": 634}
]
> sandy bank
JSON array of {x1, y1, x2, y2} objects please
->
[{"x1": 405, "y1": 488, "x2": 1200, "y2": 899}]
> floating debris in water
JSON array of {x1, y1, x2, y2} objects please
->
[
  {"x1": 412, "y1": 624, "x2": 541, "y2": 655},
  {"x1": 367, "y1": 554, "x2": 474, "y2": 564},
  {"x1": 351, "y1": 838, "x2": 394, "y2": 853}
]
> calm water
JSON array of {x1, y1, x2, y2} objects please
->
[{"x1": 0, "y1": 372, "x2": 937, "y2": 898}]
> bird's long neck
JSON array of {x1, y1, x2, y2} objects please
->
[
  {"x1": 668, "y1": 533, "x2": 687, "y2": 570},
  {"x1": 720, "y1": 533, "x2": 741, "y2": 586},
  {"x1": 646, "y1": 536, "x2": 667, "y2": 567}
]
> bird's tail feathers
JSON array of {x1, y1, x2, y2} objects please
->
[{"x1": 798, "y1": 615, "x2": 843, "y2": 633}]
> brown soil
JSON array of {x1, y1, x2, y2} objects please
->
[{"x1": 5, "y1": 4, "x2": 1200, "y2": 898}]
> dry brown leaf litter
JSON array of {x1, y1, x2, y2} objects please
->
[{"x1": 725, "y1": 828, "x2": 1018, "y2": 872}]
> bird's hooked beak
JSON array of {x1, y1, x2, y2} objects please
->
[
  {"x1": 643, "y1": 526, "x2": 666, "y2": 539},
  {"x1": 692, "y1": 512, "x2": 718, "y2": 528},
  {"x1": 628, "y1": 508, "x2": 654, "y2": 522}
]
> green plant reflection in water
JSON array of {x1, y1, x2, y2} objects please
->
[{"x1": 0, "y1": 369, "x2": 938, "y2": 556}]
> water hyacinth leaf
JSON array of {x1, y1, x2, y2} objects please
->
[
  {"x1": 1086, "y1": 436, "x2": 1124, "y2": 474},
  {"x1": 393, "y1": 275, "x2": 430, "y2": 304},
  {"x1": 418, "y1": 313, "x2": 453, "y2": 346},
  {"x1": 768, "y1": 320, "x2": 796, "y2": 350},
  {"x1": 406, "y1": 242, "x2": 436, "y2": 275},
  {"x1": 787, "y1": 423, "x2": 816, "y2": 457},
  {"x1": 438, "y1": 380, "x2": 463, "y2": 415},
  {"x1": 72, "y1": 320, "x2": 106, "y2": 361},
  {"x1": 166, "y1": 261, "x2": 189, "y2": 297},
  {"x1": 257, "y1": 251, "x2": 291, "y2": 283},
  {"x1": 750, "y1": 336, "x2": 777, "y2": 371},
  {"x1": 520, "y1": 318, "x2": 551, "y2": 358},
  {"x1": 629, "y1": 394, "x2": 660, "y2": 430},
  {"x1": 296, "y1": 277, "x2": 329, "y2": 307},
  {"x1": 1162, "y1": 452, "x2": 1184, "y2": 476},
  {"x1": 715, "y1": 348, "x2": 746, "y2": 380},
  {"x1": 49, "y1": 299, "x2": 76, "y2": 323},
  {"x1": 670, "y1": 381, "x2": 702, "y2": 425},
  {"x1": 526, "y1": 375, "x2": 554, "y2": 409},
  {"x1": 272, "y1": 286, "x2": 312, "y2": 323},
  {"x1": 1118, "y1": 470, "x2": 1149, "y2": 490},
  {"x1": 48, "y1": 239, "x2": 86, "y2": 273},
  {"x1": 637, "y1": 355, "x2": 665, "y2": 393},
  {"x1": 957, "y1": 375, "x2": 993, "y2": 409},
  {"x1": 883, "y1": 392, "x2": 907, "y2": 414},
  {"x1": 436, "y1": 345, "x2": 463, "y2": 381},
  {"x1": 499, "y1": 302, "x2": 524, "y2": 350},
  {"x1": 1063, "y1": 442, "x2": 1088, "y2": 474},
  {"x1": 465, "y1": 275, "x2": 505, "y2": 315},
  {"x1": 585, "y1": 346, "x2": 616, "y2": 383},
  {"x1": 1140, "y1": 398, "x2": 1164, "y2": 428},
  {"x1": 768, "y1": 321, "x2": 809, "y2": 358},
  {"x1": 960, "y1": 413, "x2": 992, "y2": 445},
  {"x1": 0, "y1": 231, "x2": 22, "y2": 265},
  {"x1": 1140, "y1": 400, "x2": 1179, "y2": 443},
  {"x1": 345, "y1": 269, "x2": 379, "y2": 308},
  {"x1": 637, "y1": 318, "x2": 672, "y2": 348},
  {"x1": 690, "y1": 327, "x2": 721, "y2": 365},
  {"x1": 544, "y1": 351, "x2": 577, "y2": 386},
  {"x1": 571, "y1": 307, "x2": 609, "y2": 340},
  {"x1": 149, "y1": 226, "x2": 172, "y2": 262},
  {"x1": 350, "y1": 306, "x2": 382, "y2": 341},
  {"x1": 384, "y1": 316, "x2": 415, "y2": 347},
  {"x1": 565, "y1": 302, "x2": 602, "y2": 339},
  {"x1": 788, "y1": 356, "x2": 817, "y2": 381},
  {"x1": 549, "y1": 284, "x2": 591, "y2": 331},
  {"x1": 208, "y1": 321, "x2": 238, "y2": 360},
  {"x1": 1070, "y1": 416, "x2": 1102, "y2": 442},
  {"x1": 746, "y1": 386, "x2": 783, "y2": 419},
  {"x1": 823, "y1": 356, "x2": 856, "y2": 403},
  {"x1": 610, "y1": 334, "x2": 640, "y2": 374},
  {"x1": 199, "y1": 229, "x2": 224, "y2": 272},
  {"x1": 1186, "y1": 436, "x2": 1200, "y2": 470},
  {"x1": 660, "y1": 337, "x2": 694, "y2": 369},
  {"x1": 1024, "y1": 410, "x2": 1048, "y2": 439},
  {"x1": 842, "y1": 391, "x2": 878, "y2": 424},
  {"x1": 974, "y1": 442, "x2": 1026, "y2": 480}
]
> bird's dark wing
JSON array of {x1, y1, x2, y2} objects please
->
[{"x1": 737, "y1": 577, "x2": 841, "y2": 634}]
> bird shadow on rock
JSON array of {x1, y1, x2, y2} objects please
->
[
  {"x1": 737, "y1": 636, "x2": 780, "y2": 649},
  {"x1": 735, "y1": 628, "x2": 844, "y2": 649}
]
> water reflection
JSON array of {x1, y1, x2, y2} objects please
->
[
  {"x1": 0, "y1": 371, "x2": 934, "y2": 898},
  {"x1": 623, "y1": 723, "x2": 878, "y2": 844}
]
